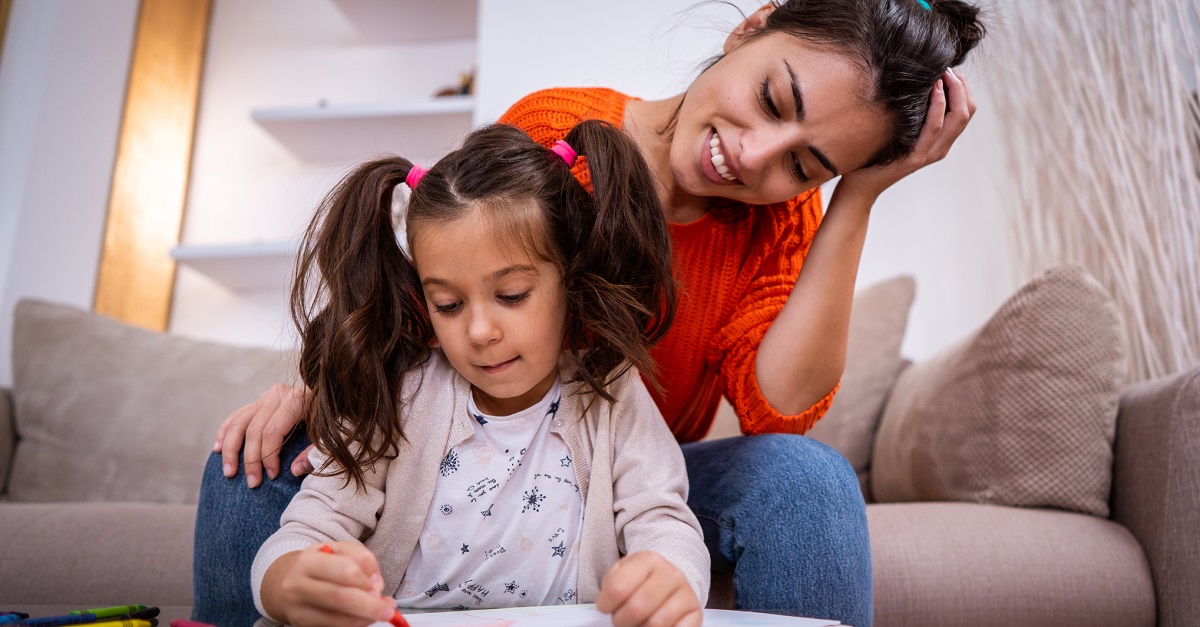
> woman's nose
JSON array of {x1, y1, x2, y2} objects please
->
[{"x1": 739, "y1": 127, "x2": 795, "y2": 179}]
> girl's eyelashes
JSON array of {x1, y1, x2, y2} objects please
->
[
  {"x1": 433, "y1": 301, "x2": 462, "y2": 315},
  {"x1": 498, "y1": 291, "x2": 531, "y2": 306},
  {"x1": 759, "y1": 78, "x2": 780, "y2": 118}
]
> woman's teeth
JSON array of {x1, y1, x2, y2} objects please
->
[{"x1": 710, "y1": 132, "x2": 737, "y2": 182}]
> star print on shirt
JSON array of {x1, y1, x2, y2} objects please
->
[
  {"x1": 546, "y1": 397, "x2": 560, "y2": 417},
  {"x1": 504, "y1": 580, "x2": 519, "y2": 594},
  {"x1": 473, "y1": 412, "x2": 488, "y2": 426},
  {"x1": 461, "y1": 543, "x2": 469, "y2": 555},
  {"x1": 551, "y1": 541, "x2": 566, "y2": 557},
  {"x1": 425, "y1": 582, "x2": 449, "y2": 597},
  {"x1": 560, "y1": 455, "x2": 571, "y2": 467},
  {"x1": 481, "y1": 504, "x2": 493, "y2": 518}
]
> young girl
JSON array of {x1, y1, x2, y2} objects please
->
[{"x1": 251, "y1": 121, "x2": 710, "y2": 627}]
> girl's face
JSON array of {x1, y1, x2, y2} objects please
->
[
  {"x1": 670, "y1": 31, "x2": 892, "y2": 206},
  {"x1": 412, "y1": 207, "x2": 567, "y2": 416}
]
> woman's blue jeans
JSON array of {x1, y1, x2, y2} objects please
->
[{"x1": 192, "y1": 432, "x2": 871, "y2": 627}]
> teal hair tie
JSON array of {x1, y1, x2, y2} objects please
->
[{"x1": 917, "y1": 0, "x2": 931, "y2": 9}]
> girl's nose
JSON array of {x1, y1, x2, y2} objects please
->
[{"x1": 466, "y1": 307, "x2": 501, "y2": 345}]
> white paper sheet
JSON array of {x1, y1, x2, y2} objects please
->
[{"x1": 369, "y1": 604, "x2": 843, "y2": 626}]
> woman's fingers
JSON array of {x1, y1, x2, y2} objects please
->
[
  {"x1": 216, "y1": 384, "x2": 308, "y2": 487},
  {"x1": 218, "y1": 402, "x2": 257, "y2": 479},
  {"x1": 258, "y1": 385, "x2": 306, "y2": 481},
  {"x1": 291, "y1": 443, "x2": 317, "y2": 477}
]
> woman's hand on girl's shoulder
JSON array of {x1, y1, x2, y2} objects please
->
[
  {"x1": 214, "y1": 383, "x2": 314, "y2": 488},
  {"x1": 262, "y1": 542, "x2": 394, "y2": 627},
  {"x1": 596, "y1": 551, "x2": 703, "y2": 627},
  {"x1": 837, "y1": 68, "x2": 977, "y2": 201}
]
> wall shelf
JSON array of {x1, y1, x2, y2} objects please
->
[
  {"x1": 251, "y1": 96, "x2": 474, "y2": 163},
  {"x1": 331, "y1": 0, "x2": 477, "y2": 44},
  {"x1": 171, "y1": 240, "x2": 299, "y2": 291}
]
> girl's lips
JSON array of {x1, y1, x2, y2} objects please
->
[
  {"x1": 480, "y1": 356, "x2": 519, "y2": 374},
  {"x1": 701, "y1": 128, "x2": 739, "y2": 186}
]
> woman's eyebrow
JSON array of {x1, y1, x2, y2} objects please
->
[{"x1": 785, "y1": 60, "x2": 840, "y2": 176}]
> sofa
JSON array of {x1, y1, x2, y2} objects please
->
[{"x1": 1, "y1": 265, "x2": 1197, "y2": 627}]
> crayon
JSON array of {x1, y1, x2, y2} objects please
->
[
  {"x1": 0, "y1": 615, "x2": 29, "y2": 626},
  {"x1": 82, "y1": 620, "x2": 152, "y2": 627},
  {"x1": 318, "y1": 545, "x2": 410, "y2": 627},
  {"x1": 67, "y1": 607, "x2": 146, "y2": 620}
]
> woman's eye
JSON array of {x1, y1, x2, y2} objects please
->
[
  {"x1": 759, "y1": 79, "x2": 780, "y2": 118},
  {"x1": 433, "y1": 302, "x2": 461, "y2": 314},
  {"x1": 791, "y1": 153, "x2": 808, "y2": 182},
  {"x1": 498, "y1": 291, "x2": 531, "y2": 305}
]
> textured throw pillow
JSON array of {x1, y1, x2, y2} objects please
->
[
  {"x1": 8, "y1": 299, "x2": 296, "y2": 503},
  {"x1": 805, "y1": 275, "x2": 915, "y2": 494},
  {"x1": 870, "y1": 266, "x2": 1125, "y2": 517}
]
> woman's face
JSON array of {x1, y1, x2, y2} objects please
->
[{"x1": 670, "y1": 31, "x2": 892, "y2": 206}]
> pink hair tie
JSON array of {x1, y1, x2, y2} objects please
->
[
  {"x1": 551, "y1": 140, "x2": 577, "y2": 166},
  {"x1": 405, "y1": 164, "x2": 427, "y2": 189}
]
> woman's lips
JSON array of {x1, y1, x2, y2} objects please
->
[{"x1": 702, "y1": 128, "x2": 739, "y2": 186}]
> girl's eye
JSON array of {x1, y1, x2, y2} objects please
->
[
  {"x1": 791, "y1": 153, "x2": 809, "y2": 182},
  {"x1": 498, "y1": 291, "x2": 531, "y2": 306},
  {"x1": 759, "y1": 78, "x2": 780, "y2": 118},
  {"x1": 433, "y1": 302, "x2": 462, "y2": 314}
]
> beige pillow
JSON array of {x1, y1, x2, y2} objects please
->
[
  {"x1": 8, "y1": 299, "x2": 296, "y2": 503},
  {"x1": 871, "y1": 266, "x2": 1124, "y2": 517},
  {"x1": 805, "y1": 275, "x2": 915, "y2": 493}
]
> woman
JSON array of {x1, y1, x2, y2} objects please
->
[{"x1": 196, "y1": 2, "x2": 983, "y2": 626}]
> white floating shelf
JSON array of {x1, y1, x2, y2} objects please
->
[
  {"x1": 172, "y1": 240, "x2": 299, "y2": 291},
  {"x1": 252, "y1": 96, "x2": 474, "y2": 163},
  {"x1": 331, "y1": 0, "x2": 477, "y2": 44}
]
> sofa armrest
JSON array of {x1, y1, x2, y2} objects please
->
[
  {"x1": 1111, "y1": 366, "x2": 1200, "y2": 627},
  {"x1": 0, "y1": 386, "x2": 13, "y2": 496}
]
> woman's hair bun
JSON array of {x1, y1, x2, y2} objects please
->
[{"x1": 933, "y1": 0, "x2": 986, "y2": 66}]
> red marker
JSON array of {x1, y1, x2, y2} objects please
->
[{"x1": 317, "y1": 545, "x2": 410, "y2": 627}]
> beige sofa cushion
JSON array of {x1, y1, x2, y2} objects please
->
[
  {"x1": 806, "y1": 275, "x2": 914, "y2": 493},
  {"x1": 871, "y1": 266, "x2": 1124, "y2": 517},
  {"x1": 8, "y1": 299, "x2": 295, "y2": 503},
  {"x1": 868, "y1": 502, "x2": 1155, "y2": 627}
]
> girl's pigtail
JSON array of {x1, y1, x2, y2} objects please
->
[
  {"x1": 290, "y1": 156, "x2": 433, "y2": 492},
  {"x1": 560, "y1": 120, "x2": 677, "y2": 399}
]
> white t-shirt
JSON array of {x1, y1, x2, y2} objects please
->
[{"x1": 394, "y1": 378, "x2": 584, "y2": 609}]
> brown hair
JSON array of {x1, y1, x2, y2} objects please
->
[{"x1": 291, "y1": 121, "x2": 676, "y2": 490}]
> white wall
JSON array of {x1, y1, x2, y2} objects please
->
[
  {"x1": 170, "y1": 0, "x2": 476, "y2": 350},
  {"x1": 0, "y1": 0, "x2": 138, "y2": 386},
  {"x1": 475, "y1": 0, "x2": 1016, "y2": 361}
]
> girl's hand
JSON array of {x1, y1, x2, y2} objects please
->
[
  {"x1": 214, "y1": 383, "x2": 314, "y2": 488},
  {"x1": 262, "y1": 542, "x2": 395, "y2": 627},
  {"x1": 595, "y1": 551, "x2": 703, "y2": 627},
  {"x1": 836, "y1": 68, "x2": 977, "y2": 201}
]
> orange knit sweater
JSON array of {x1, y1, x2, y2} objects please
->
[{"x1": 500, "y1": 87, "x2": 837, "y2": 442}]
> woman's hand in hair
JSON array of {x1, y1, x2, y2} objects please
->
[
  {"x1": 214, "y1": 383, "x2": 314, "y2": 488},
  {"x1": 596, "y1": 551, "x2": 703, "y2": 627},
  {"x1": 836, "y1": 68, "x2": 977, "y2": 202}
]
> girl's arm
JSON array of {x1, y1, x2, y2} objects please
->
[
  {"x1": 251, "y1": 447, "x2": 390, "y2": 620},
  {"x1": 599, "y1": 369, "x2": 710, "y2": 626},
  {"x1": 755, "y1": 69, "x2": 976, "y2": 415}
]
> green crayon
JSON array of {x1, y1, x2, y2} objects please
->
[{"x1": 68, "y1": 606, "x2": 147, "y2": 619}]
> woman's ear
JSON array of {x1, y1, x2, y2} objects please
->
[{"x1": 724, "y1": 2, "x2": 777, "y2": 53}]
